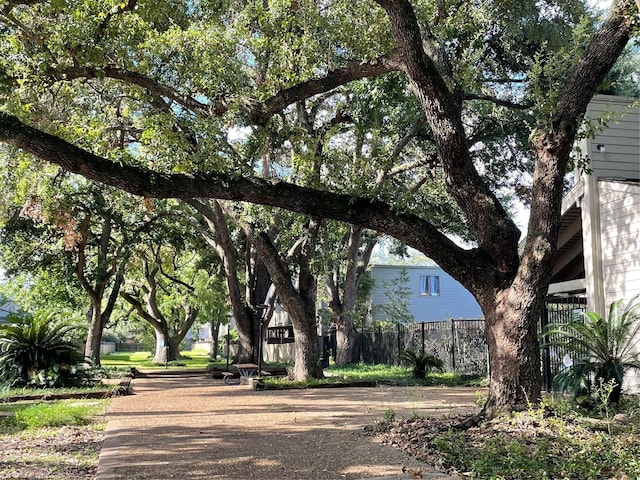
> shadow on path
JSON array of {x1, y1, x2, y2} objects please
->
[{"x1": 97, "y1": 374, "x2": 478, "y2": 480}]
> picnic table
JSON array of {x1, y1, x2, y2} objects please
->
[
  {"x1": 233, "y1": 363, "x2": 260, "y2": 378},
  {"x1": 219, "y1": 363, "x2": 273, "y2": 385}
]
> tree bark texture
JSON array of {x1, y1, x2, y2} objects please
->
[
  {"x1": 84, "y1": 303, "x2": 104, "y2": 366},
  {"x1": 328, "y1": 226, "x2": 376, "y2": 365}
]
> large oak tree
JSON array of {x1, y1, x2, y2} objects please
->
[{"x1": 0, "y1": 0, "x2": 638, "y2": 412}]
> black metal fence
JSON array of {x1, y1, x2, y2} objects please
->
[
  {"x1": 352, "y1": 319, "x2": 488, "y2": 375},
  {"x1": 540, "y1": 295, "x2": 588, "y2": 391},
  {"x1": 325, "y1": 295, "x2": 588, "y2": 383}
]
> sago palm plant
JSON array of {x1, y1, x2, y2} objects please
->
[
  {"x1": 401, "y1": 349, "x2": 444, "y2": 379},
  {"x1": 543, "y1": 296, "x2": 640, "y2": 404},
  {"x1": 0, "y1": 310, "x2": 84, "y2": 387}
]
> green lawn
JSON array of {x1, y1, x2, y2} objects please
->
[
  {"x1": 100, "y1": 350, "x2": 212, "y2": 369},
  {"x1": 99, "y1": 353, "x2": 484, "y2": 388},
  {"x1": 327, "y1": 363, "x2": 484, "y2": 386},
  {"x1": 0, "y1": 398, "x2": 109, "y2": 433}
]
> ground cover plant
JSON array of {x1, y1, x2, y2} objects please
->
[
  {"x1": 378, "y1": 394, "x2": 640, "y2": 479},
  {"x1": 0, "y1": 398, "x2": 107, "y2": 479}
]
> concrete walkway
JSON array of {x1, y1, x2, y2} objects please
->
[{"x1": 96, "y1": 373, "x2": 477, "y2": 480}]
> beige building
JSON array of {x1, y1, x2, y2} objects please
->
[
  {"x1": 549, "y1": 95, "x2": 639, "y2": 310},
  {"x1": 548, "y1": 94, "x2": 640, "y2": 390}
]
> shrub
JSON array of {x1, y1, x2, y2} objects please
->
[
  {"x1": 543, "y1": 296, "x2": 640, "y2": 404},
  {"x1": 0, "y1": 310, "x2": 85, "y2": 388},
  {"x1": 401, "y1": 350, "x2": 444, "y2": 379}
]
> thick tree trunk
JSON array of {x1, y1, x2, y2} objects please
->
[
  {"x1": 234, "y1": 307, "x2": 260, "y2": 363},
  {"x1": 335, "y1": 320, "x2": 358, "y2": 365},
  {"x1": 291, "y1": 314, "x2": 324, "y2": 380},
  {"x1": 168, "y1": 335, "x2": 183, "y2": 362},
  {"x1": 152, "y1": 327, "x2": 170, "y2": 363},
  {"x1": 84, "y1": 305, "x2": 104, "y2": 366},
  {"x1": 480, "y1": 288, "x2": 543, "y2": 413},
  {"x1": 151, "y1": 326, "x2": 183, "y2": 363}
]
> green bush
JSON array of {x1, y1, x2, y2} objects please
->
[
  {"x1": 401, "y1": 350, "x2": 444, "y2": 379},
  {"x1": 543, "y1": 296, "x2": 640, "y2": 403},
  {"x1": 0, "y1": 310, "x2": 85, "y2": 388}
]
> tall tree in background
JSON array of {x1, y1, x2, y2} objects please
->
[
  {"x1": 187, "y1": 199, "x2": 273, "y2": 363},
  {"x1": 0, "y1": 179, "x2": 155, "y2": 365},
  {"x1": 241, "y1": 213, "x2": 325, "y2": 380},
  {"x1": 120, "y1": 222, "x2": 205, "y2": 363},
  {"x1": 325, "y1": 224, "x2": 377, "y2": 365},
  {"x1": 0, "y1": 0, "x2": 638, "y2": 412}
]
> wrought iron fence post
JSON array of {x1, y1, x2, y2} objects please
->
[
  {"x1": 541, "y1": 298, "x2": 552, "y2": 392},
  {"x1": 450, "y1": 319, "x2": 456, "y2": 372},
  {"x1": 397, "y1": 323, "x2": 402, "y2": 365}
]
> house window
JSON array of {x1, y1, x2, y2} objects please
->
[{"x1": 420, "y1": 275, "x2": 440, "y2": 296}]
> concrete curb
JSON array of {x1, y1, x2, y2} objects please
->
[{"x1": 95, "y1": 417, "x2": 120, "y2": 480}]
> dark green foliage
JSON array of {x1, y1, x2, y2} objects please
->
[
  {"x1": 0, "y1": 310, "x2": 85, "y2": 388},
  {"x1": 544, "y1": 297, "x2": 640, "y2": 404},
  {"x1": 401, "y1": 350, "x2": 444, "y2": 379}
]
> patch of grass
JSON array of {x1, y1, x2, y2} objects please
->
[
  {"x1": 261, "y1": 363, "x2": 484, "y2": 389},
  {"x1": 0, "y1": 399, "x2": 108, "y2": 433},
  {"x1": 100, "y1": 351, "x2": 153, "y2": 366},
  {"x1": 0, "y1": 384, "x2": 120, "y2": 401},
  {"x1": 0, "y1": 412, "x2": 106, "y2": 479}
]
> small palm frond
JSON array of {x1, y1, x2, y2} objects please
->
[{"x1": 401, "y1": 350, "x2": 444, "y2": 371}]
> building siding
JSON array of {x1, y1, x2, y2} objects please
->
[
  {"x1": 582, "y1": 95, "x2": 640, "y2": 180},
  {"x1": 599, "y1": 180, "x2": 640, "y2": 306},
  {"x1": 369, "y1": 265, "x2": 483, "y2": 322}
]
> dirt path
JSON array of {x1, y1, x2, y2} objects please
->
[{"x1": 96, "y1": 374, "x2": 479, "y2": 480}]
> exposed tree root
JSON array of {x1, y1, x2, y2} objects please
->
[{"x1": 454, "y1": 410, "x2": 487, "y2": 430}]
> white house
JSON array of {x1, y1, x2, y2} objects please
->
[{"x1": 369, "y1": 264, "x2": 483, "y2": 323}]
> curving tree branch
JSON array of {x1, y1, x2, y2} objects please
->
[
  {"x1": 51, "y1": 54, "x2": 401, "y2": 125},
  {"x1": 374, "y1": 0, "x2": 521, "y2": 278},
  {"x1": 0, "y1": 111, "x2": 483, "y2": 289}
]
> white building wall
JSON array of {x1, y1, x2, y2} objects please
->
[
  {"x1": 582, "y1": 95, "x2": 640, "y2": 180},
  {"x1": 599, "y1": 181, "x2": 640, "y2": 306}
]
